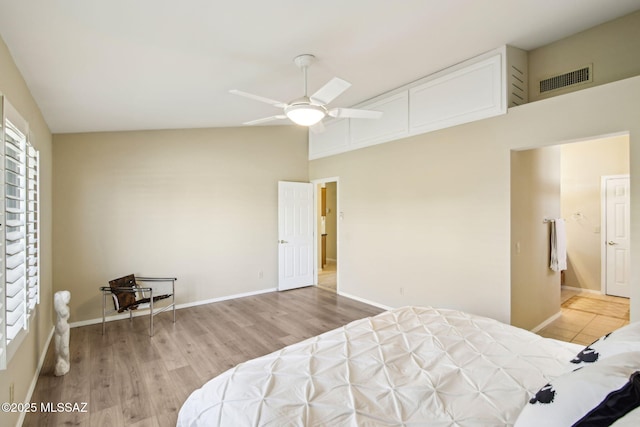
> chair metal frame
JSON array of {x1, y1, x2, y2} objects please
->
[{"x1": 100, "y1": 276, "x2": 176, "y2": 336}]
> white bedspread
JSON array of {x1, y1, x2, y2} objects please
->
[{"x1": 178, "y1": 307, "x2": 581, "y2": 426}]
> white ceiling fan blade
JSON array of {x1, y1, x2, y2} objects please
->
[
  {"x1": 230, "y1": 89, "x2": 287, "y2": 108},
  {"x1": 328, "y1": 108, "x2": 383, "y2": 119},
  {"x1": 309, "y1": 121, "x2": 325, "y2": 134},
  {"x1": 243, "y1": 115, "x2": 287, "y2": 126},
  {"x1": 310, "y1": 77, "x2": 351, "y2": 105}
]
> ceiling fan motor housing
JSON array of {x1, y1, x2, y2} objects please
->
[{"x1": 294, "y1": 54, "x2": 315, "y2": 70}]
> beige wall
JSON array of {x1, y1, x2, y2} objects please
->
[
  {"x1": 310, "y1": 75, "x2": 640, "y2": 326},
  {"x1": 561, "y1": 135, "x2": 630, "y2": 291},
  {"x1": 310, "y1": 116, "x2": 514, "y2": 320},
  {"x1": 529, "y1": 10, "x2": 640, "y2": 102},
  {"x1": 511, "y1": 147, "x2": 561, "y2": 329},
  {"x1": 0, "y1": 38, "x2": 53, "y2": 427},
  {"x1": 53, "y1": 126, "x2": 307, "y2": 323}
]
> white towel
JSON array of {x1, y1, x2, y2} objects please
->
[{"x1": 550, "y1": 218, "x2": 567, "y2": 272}]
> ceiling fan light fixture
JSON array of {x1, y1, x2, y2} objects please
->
[{"x1": 285, "y1": 103, "x2": 326, "y2": 126}]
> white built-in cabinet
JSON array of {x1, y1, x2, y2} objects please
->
[
  {"x1": 309, "y1": 45, "x2": 527, "y2": 160},
  {"x1": 350, "y1": 91, "x2": 409, "y2": 149}
]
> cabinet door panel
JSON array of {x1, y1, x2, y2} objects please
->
[
  {"x1": 409, "y1": 55, "x2": 504, "y2": 134},
  {"x1": 350, "y1": 91, "x2": 409, "y2": 148}
]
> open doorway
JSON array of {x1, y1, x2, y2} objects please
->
[
  {"x1": 314, "y1": 179, "x2": 338, "y2": 293},
  {"x1": 511, "y1": 132, "x2": 630, "y2": 342}
]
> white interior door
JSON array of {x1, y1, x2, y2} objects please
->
[
  {"x1": 604, "y1": 175, "x2": 630, "y2": 298},
  {"x1": 278, "y1": 181, "x2": 314, "y2": 291}
]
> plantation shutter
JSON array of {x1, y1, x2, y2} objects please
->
[
  {"x1": 0, "y1": 102, "x2": 4, "y2": 368},
  {"x1": 4, "y1": 118, "x2": 28, "y2": 344},
  {"x1": 0, "y1": 97, "x2": 38, "y2": 370}
]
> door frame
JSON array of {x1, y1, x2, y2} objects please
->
[
  {"x1": 312, "y1": 177, "x2": 340, "y2": 292},
  {"x1": 600, "y1": 174, "x2": 631, "y2": 296}
]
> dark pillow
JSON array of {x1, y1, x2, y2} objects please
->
[{"x1": 109, "y1": 274, "x2": 138, "y2": 312}]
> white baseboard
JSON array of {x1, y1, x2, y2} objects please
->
[
  {"x1": 561, "y1": 285, "x2": 602, "y2": 295},
  {"x1": 337, "y1": 291, "x2": 393, "y2": 311},
  {"x1": 175, "y1": 288, "x2": 277, "y2": 310},
  {"x1": 530, "y1": 311, "x2": 562, "y2": 333},
  {"x1": 17, "y1": 326, "x2": 54, "y2": 427},
  {"x1": 69, "y1": 287, "x2": 278, "y2": 328}
]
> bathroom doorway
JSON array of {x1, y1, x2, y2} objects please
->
[{"x1": 511, "y1": 132, "x2": 631, "y2": 332}]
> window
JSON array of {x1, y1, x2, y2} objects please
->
[{"x1": 0, "y1": 97, "x2": 40, "y2": 370}]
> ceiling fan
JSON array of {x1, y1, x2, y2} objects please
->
[{"x1": 230, "y1": 54, "x2": 382, "y2": 130}]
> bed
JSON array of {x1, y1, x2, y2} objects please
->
[{"x1": 177, "y1": 306, "x2": 640, "y2": 426}]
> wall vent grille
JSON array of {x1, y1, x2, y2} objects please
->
[{"x1": 539, "y1": 65, "x2": 592, "y2": 93}]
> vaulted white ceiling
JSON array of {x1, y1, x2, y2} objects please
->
[{"x1": 1, "y1": 0, "x2": 639, "y2": 133}]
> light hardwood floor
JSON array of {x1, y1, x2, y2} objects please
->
[{"x1": 24, "y1": 287, "x2": 383, "y2": 427}]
